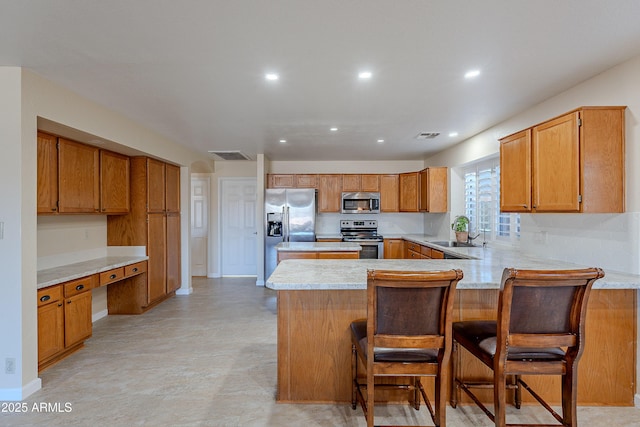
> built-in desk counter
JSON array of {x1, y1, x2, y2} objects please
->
[{"x1": 266, "y1": 250, "x2": 640, "y2": 405}]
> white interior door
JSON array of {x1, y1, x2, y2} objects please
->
[
  {"x1": 221, "y1": 178, "x2": 257, "y2": 276},
  {"x1": 190, "y1": 176, "x2": 209, "y2": 276}
]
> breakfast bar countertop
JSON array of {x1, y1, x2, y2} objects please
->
[{"x1": 267, "y1": 238, "x2": 640, "y2": 290}]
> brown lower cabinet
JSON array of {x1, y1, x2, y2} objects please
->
[
  {"x1": 39, "y1": 262, "x2": 148, "y2": 371},
  {"x1": 277, "y1": 251, "x2": 359, "y2": 263},
  {"x1": 38, "y1": 275, "x2": 97, "y2": 371}
]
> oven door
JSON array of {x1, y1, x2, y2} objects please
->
[{"x1": 354, "y1": 240, "x2": 384, "y2": 259}]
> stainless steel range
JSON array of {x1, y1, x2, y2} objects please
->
[{"x1": 340, "y1": 219, "x2": 384, "y2": 259}]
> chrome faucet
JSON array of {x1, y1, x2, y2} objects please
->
[{"x1": 468, "y1": 229, "x2": 487, "y2": 247}]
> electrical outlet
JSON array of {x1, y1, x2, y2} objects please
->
[{"x1": 5, "y1": 358, "x2": 16, "y2": 374}]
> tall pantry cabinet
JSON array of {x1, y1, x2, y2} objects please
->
[{"x1": 107, "y1": 157, "x2": 181, "y2": 313}]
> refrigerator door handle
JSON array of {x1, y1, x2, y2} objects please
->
[{"x1": 286, "y1": 206, "x2": 290, "y2": 242}]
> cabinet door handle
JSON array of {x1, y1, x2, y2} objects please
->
[
  {"x1": 75, "y1": 284, "x2": 85, "y2": 291},
  {"x1": 132, "y1": 268, "x2": 138, "y2": 273},
  {"x1": 67, "y1": 300, "x2": 72, "y2": 304},
  {"x1": 40, "y1": 295, "x2": 51, "y2": 302},
  {"x1": 110, "y1": 274, "x2": 117, "y2": 279},
  {"x1": 57, "y1": 303, "x2": 63, "y2": 307}
]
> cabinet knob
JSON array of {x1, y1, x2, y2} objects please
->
[
  {"x1": 132, "y1": 268, "x2": 138, "y2": 272},
  {"x1": 40, "y1": 295, "x2": 51, "y2": 302},
  {"x1": 57, "y1": 303, "x2": 63, "y2": 307},
  {"x1": 76, "y1": 284, "x2": 84, "y2": 291},
  {"x1": 67, "y1": 300, "x2": 72, "y2": 304},
  {"x1": 110, "y1": 274, "x2": 117, "y2": 279},
  {"x1": 51, "y1": 208, "x2": 57, "y2": 211}
]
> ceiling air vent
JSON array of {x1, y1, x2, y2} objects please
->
[
  {"x1": 208, "y1": 150, "x2": 252, "y2": 161},
  {"x1": 415, "y1": 132, "x2": 440, "y2": 140}
]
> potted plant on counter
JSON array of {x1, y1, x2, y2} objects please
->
[{"x1": 451, "y1": 216, "x2": 469, "y2": 243}]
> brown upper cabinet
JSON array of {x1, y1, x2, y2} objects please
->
[
  {"x1": 165, "y1": 163, "x2": 181, "y2": 213},
  {"x1": 58, "y1": 138, "x2": 100, "y2": 213},
  {"x1": 37, "y1": 132, "x2": 59, "y2": 213},
  {"x1": 318, "y1": 174, "x2": 342, "y2": 212},
  {"x1": 37, "y1": 132, "x2": 130, "y2": 215},
  {"x1": 380, "y1": 174, "x2": 399, "y2": 212},
  {"x1": 266, "y1": 170, "x2": 446, "y2": 213},
  {"x1": 100, "y1": 150, "x2": 130, "y2": 214},
  {"x1": 295, "y1": 174, "x2": 318, "y2": 188},
  {"x1": 342, "y1": 174, "x2": 379, "y2": 192},
  {"x1": 500, "y1": 106, "x2": 626, "y2": 213},
  {"x1": 399, "y1": 168, "x2": 447, "y2": 213},
  {"x1": 268, "y1": 174, "x2": 296, "y2": 188},
  {"x1": 419, "y1": 167, "x2": 447, "y2": 212},
  {"x1": 399, "y1": 172, "x2": 420, "y2": 212}
]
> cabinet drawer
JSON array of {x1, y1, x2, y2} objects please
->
[
  {"x1": 431, "y1": 249, "x2": 445, "y2": 259},
  {"x1": 38, "y1": 286, "x2": 62, "y2": 307},
  {"x1": 63, "y1": 275, "x2": 97, "y2": 297},
  {"x1": 420, "y1": 246, "x2": 432, "y2": 257},
  {"x1": 125, "y1": 261, "x2": 147, "y2": 277},
  {"x1": 100, "y1": 267, "x2": 125, "y2": 286},
  {"x1": 407, "y1": 249, "x2": 421, "y2": 259},
  {"x1": 406, "y1": 242, "x2": 420, "y2": 252}
]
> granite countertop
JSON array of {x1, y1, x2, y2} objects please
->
[
  {"x1": 266, "y1": 237, "x2": 640, "y2": 290},
  {"x1": 276, "y1": 242, "x2": 362, "y2": 252},
  {"x1": 37, "y1": 256, "x2": 149, "y2": 289}
]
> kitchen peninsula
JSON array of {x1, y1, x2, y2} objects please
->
[{"x1": 267, "y1": 242, "x2": 639, "y2": 405}]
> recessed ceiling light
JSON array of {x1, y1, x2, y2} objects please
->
[
  {"x1": 464, "y1": 69, "x2": 480, "y2": 79},
  {"x1": 377, "y1": 139, "x2": 385, "y2": 144},
  {"x1": 358, "y1": 71, "x2": 372, "y2": 79},
  {"x1": 448, "y1": 132, "x2": 459, "y2": 137},
  {"x1": 279, "y1": 139, "x2": 287, "y2": 143},
  {"x1": 265, "y1": 73, "x2": 279, "y2": 81},
  {"x1": 330, "y1": 127, "x2": 338, "y2": 132}
]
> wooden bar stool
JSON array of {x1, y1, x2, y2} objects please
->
[
  {"x1": 450, "y1": 267, "x2": 604, "y2": 427},
  {"x1": 350, "y1": 269, "x2": 463, "y2": 427}
]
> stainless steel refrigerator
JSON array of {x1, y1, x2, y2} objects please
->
[{"x1": 265, "y1": 188, "x2": 316, "y2": 279}]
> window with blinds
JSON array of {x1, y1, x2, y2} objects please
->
[{"x1": 464, "y1": 158, "x2": 520, "y2": 242}]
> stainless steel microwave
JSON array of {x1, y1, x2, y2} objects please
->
[{"x1": 341, "y1": 192, "x2": 380, "y2": 214}]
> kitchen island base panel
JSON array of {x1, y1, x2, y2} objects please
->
[{"x1": 276, "y1": 288, "x2": 636, "y2": 405}]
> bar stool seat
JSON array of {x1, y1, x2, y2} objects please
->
[
  {"x1": 450, "y1": 267, "x2": 605, "y2": 427},
  {"x1": 350, "y1": 268, "x2": 463, "y2": 427}
]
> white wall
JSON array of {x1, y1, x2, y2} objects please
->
[{"x1": 0, "y1": 67, "x2": 34, "y2": 399}]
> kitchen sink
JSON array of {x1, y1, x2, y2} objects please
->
[{"x1": 429, "y1": 241, "x2": 476, "y2": 248}]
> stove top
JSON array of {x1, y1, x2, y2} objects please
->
[{"x1": 340, "y1": 219, "x2": 383, "y2": 241}]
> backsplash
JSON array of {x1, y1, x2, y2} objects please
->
[
  {"x1": 316, "y1": 213, "x2": 426, "y2": 237},
  {"x1": 519, "y1": 212, "x2": 640, "y2": 275}
]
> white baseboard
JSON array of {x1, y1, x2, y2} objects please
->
[
  {"x1": 255, "y1": 279, "x2": 264, "y2": 286},
  {"x1": 176, "y1": 287, "x2": 193, "y2": 295},
  {"x1": 0, "y1": 378, "x2": 41, "y2": 401},
  {"x1": 208, "y1": 272, "x2": 221, "y2": 278},
  {"x1": 92, "y1": 309, "x2": 108, "y2": 323},
  {"x1": 635, "y1": 393, "x2": 640, "y2": 408}
]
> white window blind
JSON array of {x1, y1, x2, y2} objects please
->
[{"x1": 463, "y1": 158, "x2": 520, "y2": 242}]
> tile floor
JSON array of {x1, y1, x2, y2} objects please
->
[{"x1": 2, "y1": 277, "x2": 639, "y2": 426}]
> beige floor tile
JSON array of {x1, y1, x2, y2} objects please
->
[{"x1": 2, "y1": 277, "x2": 639, "y2": 426}]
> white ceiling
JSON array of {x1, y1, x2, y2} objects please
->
[{"x1": 2, "y1": 0, "x2": 640, "y2": 161}]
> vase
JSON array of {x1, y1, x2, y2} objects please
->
[{"x1": 455, "y1": 231, "x2": 468, "y2": 243}]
